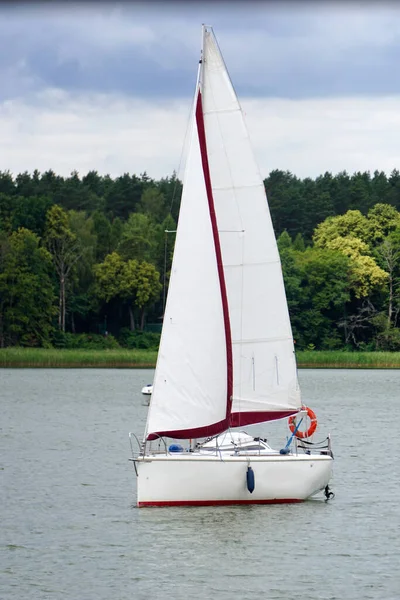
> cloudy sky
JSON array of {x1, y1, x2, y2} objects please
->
[{"x1": 2, "y1": 1, "x2": 400, "y2": 181}]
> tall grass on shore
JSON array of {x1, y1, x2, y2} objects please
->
[
  {"x1": 0, "y1": 348, "x2": 158, "y2": 368},
  {"x1": 2, "y1": 348, "x2": 400, "y2": 369},
  {"x1": 297, "y1": 350, "x2": 400, "y2": 369}
]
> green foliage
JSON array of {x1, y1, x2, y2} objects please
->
[
  {"x1": 281, "y1": 246, "x2": 351, "y2": 349},
  {"x1": 44, "y1": 205, "x2": 84, "y2": 332},
  {"x1": 68, "y1": 210, "x2": 97, "y2": 284},
  {"x1": 313, "y1": 210, "x2": 370, "y2": 246},
  {"x1": 0, "y1": 228, "x2": 57, "y2": 346},
  {"x1": 314, "y1": 208, "x2": 389, "y2": 298},
  {"x1": 118, "y1": 213, "x2": 158, "y2": 262},
  {"x1": 0, "y1": 193, "x2": 13, "y2": 232},
  {"x1": 94, "y1": 252, "x2": 130, "y2": 303},
  {"x1": 52, "y1": 331, "x2": 120, "y2": 350},
  {"x1": 135, "y1": 261, "x2": 162, "y2": 310},
  {"x1": 137, "y1": 188, "x2": 167, "y2": 222},
  {"x1": 367, "y1": 203, "x2": 400, "y2": 243},
  {"x1": 277, "y1": 230, "x2": 292, "y2": 251},
  {"x1": 94, "y1": 252, "x2": 162, "y2": 331},
  {"x1": 2, "y1": 167, "x2": 400, "y2": 350},
  {"x1": 11, "y1": 195, "x2": 54, "y2": 236},
  {"x1": 292, "y1": 233, "x2": 306, "y2": 251},
  {"x1": 119, "y1": 328, "x2": 161, "y2": 350}
]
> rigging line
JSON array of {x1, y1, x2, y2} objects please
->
[
  {"x1": 163, "y1": 230, "x2": 168, "y2": 314},
  {"x1": 162, "y1": 229, "x2": 178, "y2": 313},
  {"x1": 168, "y1": 53, "x2": 202, "y2": 217},
  {"x1": 161, "y1": 58, "x2": 202, "y2": 318}
]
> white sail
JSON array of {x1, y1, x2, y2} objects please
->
[
  {"x1": 145, "y1": 84, "x2": 231, "y2": 440},
  {"x1": 201, "y1": 27, "x2": 301, "y2": 425}
]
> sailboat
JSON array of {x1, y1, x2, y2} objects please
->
[
  {"x1": 141, "y1": 383, "x2": 153, "y2": 396},
  {"x1": 129, "y1": 25, "x2": 333, "y2": 507}
]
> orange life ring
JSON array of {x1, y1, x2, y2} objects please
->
[{"x1": 288, "y1": 406, "x2": 318, "y2": 439}]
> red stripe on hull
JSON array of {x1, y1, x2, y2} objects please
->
[{"x1": 138, "y1": 498, "x2": 304, "y2": 507}]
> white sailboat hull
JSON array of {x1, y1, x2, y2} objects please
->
[{"x1": 136, "y1": 453, "x2": 333, "y2": 507}]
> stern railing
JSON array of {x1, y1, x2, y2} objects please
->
[{"x1": 295, "y1": 434, "x2": 333, "y2": 458}]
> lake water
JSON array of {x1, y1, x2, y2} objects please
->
[{"x1": 1, "y1": 368, "x2": 399, "y2": 600}]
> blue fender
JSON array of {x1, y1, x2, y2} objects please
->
[{"x1": 246, "y1": 466, "x2": 255, "y2": 493}]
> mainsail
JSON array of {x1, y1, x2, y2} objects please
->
[{"x1": 145, "y1": 26, "x2": 301, "y2": 441}]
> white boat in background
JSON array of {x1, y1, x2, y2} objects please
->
[
  {"x1": 141, "y1": 384, "x2": 153, "y2": 396},
  {"x1": 129, "y1": 25, "x2": 334, "y2": 507}
]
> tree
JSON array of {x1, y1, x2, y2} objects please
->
[
  {"x1": 314, "y1": 210, "x2": 388, "y2": 299},
  {"x1": 338, "y1": 299, "x2": 377, "y2": 348},
  {"x1": 264, "y1": 170, "x2": 303, "y2": 237},
  {"x1": 118, "y1": 213, "x2": 158, "y2": 262},
  {"x1": 0, "y1": 193, "x2": 13, "y2": 232},
  {"x1": 374, "y1": 227, "x2": 400, "y2": 329},
  {"x1": 292, "y1": 233, "x2": 306, "y2": 252},
  {"x1": 367, "y1": 203, "x2": 400, "y2": 244},
  {"x1": 376, "y1": 239, "x2": 400, "y2": 327},
  {"x1": 156, "y1": 172, "x2": 182, "y2": 223},
  {"x1": 301, "y1": 178, "x2": 334, "y2": 240},
  {"x1": 44, "y1": 205, "x2": 83, "y2": 332},
  {"x1": 94, "y1": 252, "x2": 161, "y2": 331},
  {"x1": 349, "y1": 171, "x2": 371, "y2": 212},
  {"x1": 0, "y1": 171, "x2": 15, "y2": 196},
  {"x1": 137, "y1": 188, "x2": 167, "y2": 222},
  {"x1": 11, "y1": 194, "x2": 54, "y2": 236},
  {"x1": 92, "y1": 211, "x2": 114, "y2": 261},
  {"x1": 313, "y1": 210, "x2": 370, "y2": 247},
  {"x1": 135, "y1": 261, "x2": 162, "y2": 329},
  {"x1": 279, "y1": 246, "x2": 351, "y2": 349},
  {"x1": 0, "y1": 228, "x2": 56, "y2": 346},
  {"x1": 387, "y1": 169, "x2": 400, "y2": 209},
  {"x1": 67, "y1": 210, "x2": 97, "y2": 332},
  {"x1": 105, "y1": 173, "x2": 148, "y2": 220},
  {"x1": 325, "y1": 237, "x2": 388, "y2": 299},
  {"x1": 277, "y1": 230, "x2": 292, "y2": 252}
]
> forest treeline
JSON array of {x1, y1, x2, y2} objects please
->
[{"x1": 1, "y1": 167, "x2": 400, "y2": 351}]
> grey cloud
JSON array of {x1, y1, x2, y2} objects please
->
[{"x1": 1, "y1": 2, "x2": 400, "y2": 102}]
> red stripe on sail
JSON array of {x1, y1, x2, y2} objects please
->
[
  {"x1": 195, "y1": 90, "x2": 233, "y2": 423},
  {"x1": 147, "y1": 418, "x2": 230, "y2": 441},
  {"x1": 230, "y1": 410, "x2": 298, "y2": 428}
]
